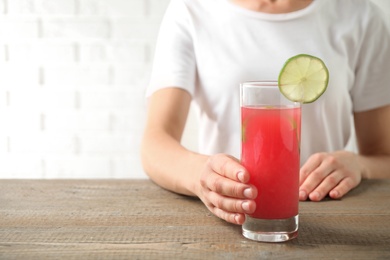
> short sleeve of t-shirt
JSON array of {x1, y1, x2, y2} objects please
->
[
  {"x1": 350, "y1": 3, "x2": 390, "y2": 112},
  {"x1": 146, "y1": 0, "x2": 196, "y2": 98}
]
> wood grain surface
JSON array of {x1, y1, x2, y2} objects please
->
[{"x1": 1, "y1": 179, "x2": 389, "y2": 259}]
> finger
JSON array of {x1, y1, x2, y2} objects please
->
[
  {"x1": 208, "y1": 154, "x2": 249, "y2": 183},
  {"x1": 210, "y1": 207, "x2": 246, "y2": 225},
  {"x1": 208, "y1": 191, "x2": 256, "y2": 215},
  {"x1": 329, "y1": 177, "x2": 359, "y2": 199},
  {"x1": 300, "y1": 153, "x2": 324, "y2": 185},
  {"x1": 205, "y1": 173, "x2": 257, "y2": 199},
  {"x1": 299, "y1": 159, "x2": 335, "y2": 201},
  {"x1": 201, "y1": 191, "x2": 247, "y2": 225},
  {"x1": 308, "y1": 171, "x2": 344, "y2": 201}
]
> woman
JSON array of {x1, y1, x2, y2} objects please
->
[{"x1": 141, "y1": 0, "x2": 390, "y2": 225}]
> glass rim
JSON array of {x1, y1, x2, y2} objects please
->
[
  {"x1": 240, "y1": 80, "x2": 301, "y2": 107},
  {"x1": 240, "y1": 81, "x2": 278, "y2": 87}
]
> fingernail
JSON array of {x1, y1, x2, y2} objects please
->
[
  {"x1": 299, "y1": 190, "x2": 307, "y2": 200},
  {"x1": 310, "y1": 191, "x2": 320, "y2": 201},
  {"x1": 237, "y1": 171, "x2": 245, "y2": 182},
  {"x1": 330, "y1": 190, "x2": 339, "y2": 199},
  {"x1": 242, "y1": 201, "x2": 250, "y2": 212},
  {"x1": 243, "y1": 188, "x2": 253, "y2": 199}
]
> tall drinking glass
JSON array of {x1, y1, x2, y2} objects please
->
[{"x1": 240, "y1": 81, "x2": 301, "y2": 242}]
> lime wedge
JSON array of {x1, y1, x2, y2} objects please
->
[{"x1": 278, "y1": 54, "x2": 329, "y2": 103}]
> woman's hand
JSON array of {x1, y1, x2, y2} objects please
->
[
  {"x1": 196, "y1": 153, "x2": 257, "y2": 225},
  {"x1": 299, "y1": 151, "x2": 363, "y2": 201}
]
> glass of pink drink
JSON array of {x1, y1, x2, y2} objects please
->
[{"x1": 240, "y1": 81, "x2": 301, "y2": 242}]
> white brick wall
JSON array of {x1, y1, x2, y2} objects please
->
[
  {"x1": 0, "y1": 0, "x2": 174, "y2": 179},
  {"x1": 0, "y1": 0, "x2": 388, "y2": 179}
]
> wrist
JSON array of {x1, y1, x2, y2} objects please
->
[
  {"x1": 183, "y1": 153, "x2": 210, "y2": 197},
  {"x1": 355, "y1": 153, "x2": 369, "y2": 179}
]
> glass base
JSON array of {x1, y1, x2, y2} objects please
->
[{"x1": 242, "y1": 215, "x2": 298, "y2": 242}]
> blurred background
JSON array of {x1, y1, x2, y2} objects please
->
[{"x1": 0, "y1": 0, "x2": 389, "y2": 179}]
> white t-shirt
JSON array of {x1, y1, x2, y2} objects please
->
[{"x1": 147, "y1": 0, "x2": 390, "y2": 165}]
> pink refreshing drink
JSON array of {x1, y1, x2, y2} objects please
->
[{"x1": 241, "y1": 105, "x2": 301, "y2": 219}]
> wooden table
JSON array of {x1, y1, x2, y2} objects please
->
[{"x1": 0, "y1": 179, "x2": 389, "y2": 259}]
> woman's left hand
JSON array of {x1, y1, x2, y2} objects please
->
[{"x1": 299, "y1": 151, "x2": 363, "y2": 201}]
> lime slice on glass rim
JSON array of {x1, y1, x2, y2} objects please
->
[{"x1": 278, "y1": 54, "x2": 329, "y2": 103}]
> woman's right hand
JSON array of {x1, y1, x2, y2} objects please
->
[
  {"x1": 142, "y1": 88, "x2": 257, "y2": 225},
  {"x1": 196, "y1": 153, "x2": 258, "y2": 225}
]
